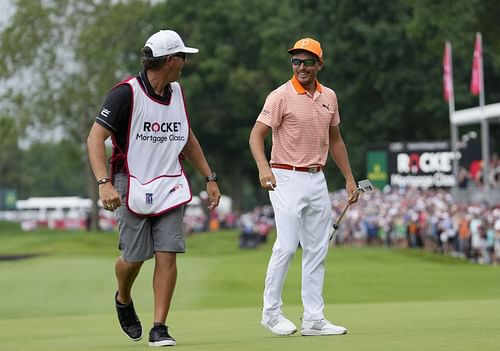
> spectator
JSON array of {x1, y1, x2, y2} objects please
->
[
  {"x1": 238, "y1": 184, "x2": 499, "y2": 265},
  {"x1": 493, "y1": 218, "x2": 500, "y2": 265},
  {"x1": 457, "y1": 166, "x2": 470, "y2": 189}
]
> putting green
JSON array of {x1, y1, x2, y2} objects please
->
[
  {"x1": 1, "y1": 229, "x2": 499, "y2": 350},
  {"x1": 1, "y1": 300, "x2": 499, "y2": 350}
]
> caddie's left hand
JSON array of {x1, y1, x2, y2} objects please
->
[{"x1": 206, "y1": 181, "x2": 221, "y2": 210}]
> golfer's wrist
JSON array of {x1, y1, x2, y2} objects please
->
[{"x1": 257, "y1": 162, "x2": 271, "y2": 172}]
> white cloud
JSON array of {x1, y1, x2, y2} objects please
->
[{"x1": 0, "y1": 0, "x2": 14, "y2": 30}]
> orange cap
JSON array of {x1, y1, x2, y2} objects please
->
[{"x1": 288, "y1": 38, "x2": 323, "y2": 61}]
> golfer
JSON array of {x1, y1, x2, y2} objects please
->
[
  {"x1": 249, "y1": 37, "x2": 358, "y2": 336},
  {"x1": 87, "y1": 29, "x2": 220, "y2": 347}
]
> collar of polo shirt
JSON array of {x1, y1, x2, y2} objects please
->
[{"x1": 291, "y1": 75, "x2": 323, "y2": 94}]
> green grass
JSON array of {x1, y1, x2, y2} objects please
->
[{"x1": 1, "y1": 225, "x2": 500, "y2": 350}]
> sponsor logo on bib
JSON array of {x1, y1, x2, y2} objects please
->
[{"x1": 169, "y1": 184, "x2": 183, "y2": 194}]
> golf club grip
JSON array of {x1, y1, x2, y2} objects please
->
[{"x1": 328, "y1": 225, "x2": 336, "y2": 241}]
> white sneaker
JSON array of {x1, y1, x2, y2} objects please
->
[
  {"x1": 301, "y1": 319, "x2": 347, "y2": 336},
  {"x1": 261, "y1": 314, "x2": 297, "y2": 336}
]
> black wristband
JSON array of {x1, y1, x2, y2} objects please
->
[
  {"x1": 97, "y1": 177, "x2": 111, "y2": 185},
  {"x1": 205, "y1": 172, "x2": 217, "y2": 183}
]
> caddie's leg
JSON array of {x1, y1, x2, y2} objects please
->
[
  {"x1": 115, "y1": 257, "x2": 144, "y2": 341},
  {"x1": 153, "y1": 252, "x2": 177, "y2": 324},
  {"x1": 114, "y1": 173, "x2": 153, "y2": 304},
  {"x1": 116, "y1": 257, "x2": 143, "y2": 304}
]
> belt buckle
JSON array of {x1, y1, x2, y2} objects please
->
[{"x1": 308, "y1": 166, "x2": 318, "y2": 173}]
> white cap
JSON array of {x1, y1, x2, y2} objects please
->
[{"x1": 144, "y1": 30, "x2": 199, "y2": 57}]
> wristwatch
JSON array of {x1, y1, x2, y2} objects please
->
[
  {"x1": 97, "y1": 177, "x2": 111, "y2": 185},
  {"x1": 205, "y1": 172, "x2": 218, "y2": 183}
]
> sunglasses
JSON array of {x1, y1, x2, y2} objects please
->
[
  {"x1": 172, "y1": 53, "x2": 186, "y2": 61},
  {"x1": 291, "y1": 58, "x2": 317, "y2": 67}
]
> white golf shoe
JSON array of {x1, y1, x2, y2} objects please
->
[
  {"x1": 261, "y1": 314, "x2": 297, "y2": 336},
  {"x1": 301, "y1": 319, "x2": 347, "y2": 336}
]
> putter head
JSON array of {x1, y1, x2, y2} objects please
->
[{"x1": 357, "y1": 179, "x2": 374, "y2": 193}]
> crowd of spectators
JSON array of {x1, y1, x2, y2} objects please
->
[
  {"x1": 458, "y1": 153, "x2": 500, "y2": 189},
  {"x1": 329, "y1": 186, "x2": 500, "y2": 265},
  {"x1": 233, "y1": 186, "x2": 500, "y2": 265},
  {"x1": 238, "y1": 205, "x2": 274, "y2": 248},
  {"x1": 184, "y1": 172, "x2": 500, "y2": 265},
  {"x1": 183, "y1": 206, "x2": 238, "y2": 235}
]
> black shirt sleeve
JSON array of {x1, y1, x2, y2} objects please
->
[{"x1": 95, "y1": 84, "x2": 132, "y2": 133}]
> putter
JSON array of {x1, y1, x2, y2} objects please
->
[{"x1": 328, "y1": 179, "x2": 374, "y2": 242}]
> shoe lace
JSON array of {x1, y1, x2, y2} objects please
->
[
  {"x1": 304, "y1": 318, "x2": 329, "y2": 329},
  {"x1": 268, "y1": 315, "x2": 279, "y2": 326},
  {"x1": 314, "y1": 319, "x2": 327, "y2": 328},
  {"x1": 266, "y1": 314, "x2": 286, "y2": 327}
]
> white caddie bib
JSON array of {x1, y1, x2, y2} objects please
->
[{"x1": 125, "y1": 78, "x2": 191, "y2": 216}]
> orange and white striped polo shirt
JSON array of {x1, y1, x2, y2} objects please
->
[{"x1": 256, "y1": 75, "x2": 340, "y2": 167}]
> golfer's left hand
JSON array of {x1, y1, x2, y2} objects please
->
[
  {"x1": 206, "y1": 181, "x2": 221, "y2": 209},
  {"x1": 346, "y1": 179, "x2": 359, "y2": 204}
]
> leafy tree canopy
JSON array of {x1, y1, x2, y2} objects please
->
[{"x1": 0, "y1": 0, "x2": 498, "y2": 209}]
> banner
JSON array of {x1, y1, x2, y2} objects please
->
[
  {"x1": 443, "y1": 41, "x2": 453, "y2": 102},
  {"x1": 0, "y1": 188, "x2": 17, "y2": 210},
  {"x1": 366, "y1": 150, "x2": 388, "y2": 189},
  {"x1": 388, "y1": 141, "x2": 458, "y2": 188},
  {"x1": 470, "y1": 33, "x2": 482, "y2": 96}
]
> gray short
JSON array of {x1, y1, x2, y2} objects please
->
[{"x1": 113, "y1": 174, "x2": 186, "y2": 262}]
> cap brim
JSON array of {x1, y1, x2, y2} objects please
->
[
  {"x1": 288, "y1": 48, "x2": 322, "y2": 61},
  {"x1": 288, "y1": 48, "x2": 314, "y2": 55},
  {"x1": 180, "y1": 47, "x2": 199, "y2": 54}
]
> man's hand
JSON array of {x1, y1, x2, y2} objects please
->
[
  {"x1": 259, "y1": 168, "x2": 276, "y2": 191},
  {"x1": 99, "y1": 183, "x2": 121, "y2": 211},
  {"x1": 206, "y1": 181, "x2": 221, "y2": 209},
  {"x1": 346, "y1": 179, "x2": 359, "y2": 204}
]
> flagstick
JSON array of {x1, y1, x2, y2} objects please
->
[{"x1": 477, "y1": 32, "x2": 490, "y2": 191}]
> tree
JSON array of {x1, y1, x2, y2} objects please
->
[
  {"x1": 19, "y1": 140, "x2": 86, "y2": 198},
  {"x1": 1, "y1": 0, "x2": 498, "y2": 214},
  {"x1": 0, "y1": 0, "x2": 160, "y2": 229},
  {"x1": 298, "y1": 0, "x2": 500, "y2": 186},
  {"x1": 0, "y1": 116, "x2": 24, "y2": 192},
  {"x1": 152, "y1": 0, "x2": 305, "y2": 209}
]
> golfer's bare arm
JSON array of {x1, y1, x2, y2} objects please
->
[
  {"x1": 182, "y1": 129, "x2": 220, "y2": 208},
  {"x1": 329, "y1": 125, "x2": 358, "y2": 202},
  {"x1": 249, "y1": 121, "x2": 275, "y2": 190},
  {"x1": 87, "y1": 122, "x2": 121, "y2": 208}
]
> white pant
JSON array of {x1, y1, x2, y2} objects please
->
[{"x1": 263, "y1": 168, "x2": 332, "y2": 320}]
